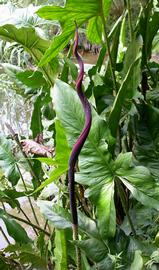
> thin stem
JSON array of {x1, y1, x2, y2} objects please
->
[
  {"x1": 16, "y1": 164, "x2": 40, "y2": 226},
  {"x1": 127, "y1": 0, "x2": 133, "y2": 41},
  {"x1": 0, "y1": 226, "x2": 10, "y2": 245},
  {"x1": 117, "y1": 180, "x2": 137, "y2": 237},
  {"x1": 8, "y1": 213, "x2": 50, "y2": 237},
  {"x1": 101, "y1": 15, "x2": 118, "y2": 92},
  {"x1": 2, "y1": 202, "x2": 6, "y2": 211},
  {"x1": 19, "y1": 206, "x2": 38, "y2": 236},
  {"x1": 73, "y1": 225, "x2": 81, "y2": 270}
]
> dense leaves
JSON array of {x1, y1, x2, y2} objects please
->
[{"x1": 0, "y1": 0, "x2": 159, "y2": 269}]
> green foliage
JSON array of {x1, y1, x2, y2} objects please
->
[
  {"x1": 0, "y1": 209, "x2": 31, "y2": 244},
  {"x1": 1, "y1": 0, "x2": 159, "y2": 269},
  {"x1": 0, "y1": 136, "x2": 20, "y2": 186},
  {"x1": 37, "y1": 0, "x2": 112, "y2": 65}
]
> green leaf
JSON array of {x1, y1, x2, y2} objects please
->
[
  {"x1": 130, "y1": 250, "x2": 143, "y2": 270},
  {"x1": 0, "y1": 189, "x2": 24, "y2": 208},
  {"x1": 53, "y1": 79, "x2": 113, "y2": 186},
  {"x1": 0, "y1": 209, "x2": 31, "y2": 244},
  {"x1": 0, "y1": 24, "x2": 58, "y2": 85},
  {"x1": 54, "y1": 229, "x2": 68, "y2": 270},
  {"x1": 37, "y1": 0, "x2": 112, "y2": 65},
  {"x1": 0, "y1": 136, "x2": 20, "y2": 186},
  {"x1": 109, "y1": 56, "x2": 141, "y2": 138},
  {"x1": 53, "y1": 79, "x2": 116, "y2": 239},
  {"x1": 37, "y1": 201, "x2": 72, "y2": 229},
  {"x1": 75, "y1": 238, "x2": 108, "y2": 263},
  {"x1": 31, "y1": 95, "x2": 43, "y2": 138},
  {"x1": 139, "y1": 1, "x2": 159, "y2": 64},
  {"x1": 115, "y1": 152, "x2": 159, "y2": 210},
  {"x1": 78, "y1": 210, "x2": 100, "y2": 239},
  {"x1": 96, "y1": 181, "x2": 116, "y2": 239},
  {"x1": 16, "y1": 70, "x2": 47, "y2": 89},
  {"x1": 134, "y1": 104, "x2": 159, "y2": 179},
  {"x1": 87, "y1": 16, "x2": 103, "y2": 44},
  {"x1": 121, "y1": 178, "x2": 159, "y2": 211}
]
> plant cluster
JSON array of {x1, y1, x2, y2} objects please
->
[{"x1": 0, "y1": 0, "x2": 159, "y2": 269}]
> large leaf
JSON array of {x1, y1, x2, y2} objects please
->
[
  {"x1": 53, "y1": 79, "x2": 113, "y2": 185},
  {"x1": 37, "y1": 200, "x2": 72, "y2": 229},
  {"x1": 0, "y1": 136, "x2": 20, "y2": 186},
  {"x1": 0, "y1": 24, "x2": 58, "y2": 85},
  {"x1": 114, "y1": 153, "x2": 159, "y2": 210},
  {"x1": 37, "y1": 0, "x2": 112, "y2": 65},
  {"x1": 0, "y1": 209, "x2": 31, "y2": 244},
  {"x1": 134, "y1": 104, "x2": 159, "y2": 179},
  {"x1": 53, "y1": 79, "x2": 116, "y2": 239},
  {"x1": 75, "y1": 238, "x2": 108, "y2": 263}
]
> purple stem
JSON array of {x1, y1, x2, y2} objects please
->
[{"x1": 68, "y1": 28, "x2": 92, "y2": 229}]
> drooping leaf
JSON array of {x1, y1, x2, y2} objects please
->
[
  {"x1": 37, "y1": 200, "x2": 72, "y2": 229},
  {"x1": 0, "y1": 208, "x2": 31, "y2": 244},
  {"x1": 0, "y1": 24, "x2": 58, "y2": 85},
  {"x1": 0, "y1": 136, "x2": 20, "y2": 186},
  {"x1": 75, "y1": 238, "x2": 108, "y2": 263},
  {"x1": 77, "y1": 210, "x2": 100, "y2": 239},
  {"x1": 114, "y1": 153, "x2": 159, "y2": 210},
  {"x1": 37, "y1": 0, "x2": 112, "y2": 65}
]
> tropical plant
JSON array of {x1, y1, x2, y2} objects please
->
[{"x1": 0, "y1": 0, "x2": 159, "y2": 269}]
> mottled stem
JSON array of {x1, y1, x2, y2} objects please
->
[{"x1": 68, "y1": 27, "x2": 92, "y2": 269}]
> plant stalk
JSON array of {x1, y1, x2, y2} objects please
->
[
  {"x1": 73, "y1": 224, "x2": 81, "y2": 270},
  {"x1": 16, "y1": 164, "x2": 40, "y2": 226},
  {"x1": 8, "y1": 213, "x2": 50, "y2": 236},
  {"x1": 19, "y1": 206, "x2": 38, "y2": 236},
  {"x1": 0, "y1": 226, "x2": 10, "y2": 245}
]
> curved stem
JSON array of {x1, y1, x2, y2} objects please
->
[{"x1": 68, "y1": 27, "x2": 92, "y2": 270}]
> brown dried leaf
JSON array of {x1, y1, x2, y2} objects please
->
[{"x1": 21, "y1": 140, "x2": 54, "y2": 157}]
